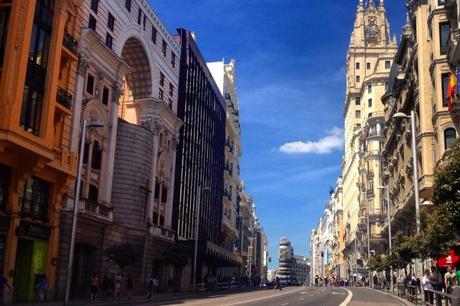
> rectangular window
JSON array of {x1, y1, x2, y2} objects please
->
[
  {"x1": 0, "y1": 8, "x2": 11, "y2": 68},
  {"x1": 356, "y1": 110, "x2": 361, "y2": 119},
  {"x1": 440, "y1": 22, "x2": 450, "y2": 55},
  {"x1": 143, "y1": 15, "x2": 146, "y2": 30},
  {"x1": 102, "y1": 86, "x2": 110, "y2": 105},
  {"x1": 442, "y1": 73, "x2": 449, "y2": 107},
  {"x1": 162, "y1": 39, "x2": 167, "y2": 57},
  {"x1": 385, "y1": 82, "x2": 389, "y2": 91},
  {"x1": 169, "y1": 83, "x2": 174, "y2": 96},
  {"x1": 171, "y1": 53, "x2": 176, "y2": 67},
  {"x1": 137, "y1": 8, "x2": 142, "y2": 25},
  {"x1": 86, "y1": 73, "x2": 95, "y2": 94},
  {"x1": 438, "y1": 0, "x2": 445, "y2": 6},
  {"x1": 105, "y1": 33, "x2": 113, "y2": 49},
  {"x1": 356, "y1": 62, "x2": 360, "y2": 69},
  {"x1": 107, "y1": 13, "x2": 115, "y2": 31},
  {"x1": 160, "y1": 72, "x2": 165, "y2": 87},
  {"x1": 19, "y1": 177, "x2": 50, "y2": 221},
  {"x1": 385, "y1": 60, "x2": 391, "y2": 69},
  {"x1": 125, "y1": 0, "x2": 132, "y2": 12},
  {"x1": 88, "y1": 14, "x2": 97, "y2": 31},
  {"x1": 159, "y1": 88, "x2": 164, "y2": 100},
  {"x1": 356, "y1": 75, "x2": 360, "y2": 83},
  {"x1": 367, "y1": 84, "x2": 372, "y2": 94},
  {"x1": 90, "y1": 0, "x2": 99, "y2": 14},
  {"x1": 20, "y1": 0, "x2": 53, "y2": 136},
  {"x1": 88, "y1": 184, "x2": 98, "y2": 202},
  {"x1": 368, "y1": 98, "x2": 372, "y2": 107},
  {"x1": 0, "y1": 164, "x2": 10, "y2": 211},
  {"x1": 367, "y1": 62, "x2": 371, "y2": 70},
  {"x1": 151, "y1": 26, "x2": 157, "y2": 44},
  {"x1": 355, "y1": 97, "x2": 361, "y2": 105},
  {"x1": 91, "y1": 141, "x2": 102, "y2": 170}
]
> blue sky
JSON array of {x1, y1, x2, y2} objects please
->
[{"x1": 150, "y1": 0, "x2": 406, "y2": 268}]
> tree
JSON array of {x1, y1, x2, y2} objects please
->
[{"x1": 104, "y1": 242, "x2": 142, "y2": 273}]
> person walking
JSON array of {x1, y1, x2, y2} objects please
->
[
  {"x1": 114, "y1": 273, "x2": 122, "y2": 301},
  {"x1": 126, "y1": 275, "x2": 134, "y2": 300},
  {"x1": 430, "y1": 266, "x2": 443, "y2": 306},
  {"x1": 422, "y1": 269, "x2": 434, "y2": 305},
  {"x1": 274, "y1": 276, "x2": 282, "y2": 291},
  {"x1": 146, "y1": 274, "x2": 156, "y2": 300},
  {"x1": 36, "y1": 275, "x2": 47, "y2": 302},
  {"x1": 445, "y1": 266, "x2": 457, "y2": 294},
  {"x1": 102, "y1": 275, "x2": 112, "y2": 300},
  {"x1": 90, "y1": 273, "x2": 99, "y2": 304}
]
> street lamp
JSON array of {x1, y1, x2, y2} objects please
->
[
  {"x1": 192, "y1": 185, "x2": 210, "y2": 292},
  {"x1": 65, "y1": 120, "x2": 104, "y2": 305},
  {"x1": 378, "y1": 185, "x2": 393, "y2": 293},
  {"x1": 392, "y1": 111, "x2": 421, "y2": 235}
]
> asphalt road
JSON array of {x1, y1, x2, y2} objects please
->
[{"x1": 141, "y1": 286, "x2": 410, "y2": 306}]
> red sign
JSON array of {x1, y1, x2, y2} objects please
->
[{"x1": 436, "y1": 247, "x2": 460, "y2": 268}]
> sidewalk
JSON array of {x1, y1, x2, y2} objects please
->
[
  {"x1": 367, "y1": 287, "x2": 415, "y2": 306},
  {"x1": 12, "y1": 287, "x2": 261, "y2": 306}
]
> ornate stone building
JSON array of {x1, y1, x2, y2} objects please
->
[
  {"x1": 381, "y1": 0, "x2": 457, "y2": 276},
  {"x1": 56, "y1": 0, "x2": 182, "y2": 299},
  {"x1": 0, "y1": 0, "x2": 83, "y2": 302},
  {"x1": 342, "y1": 0, "x2": 397, "y2": 275}
]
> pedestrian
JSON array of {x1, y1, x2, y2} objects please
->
[
  {"x1": 274, "y1": 276, "x2": 282, "y2": 291},
  {"x1": 430, "y1": 266, "x2": 443, "y2": 306},
  {"x1": 445, "y1": 266, "x2": 457, "y2": 294},
  {"x1": 36, "y1": 275, "x2": 47, "y2": 302},
  {"x1": 90, "y1": 273, "x2": 99, "y2": 303},
  {"x1": 373, "y1": 274, "x2": 378, "y2": 289},
  {"x1": 102, "y1": 275, "x2": 112, "y2": 300},
  {"x1": 0, "y1": 271, "x2": 11, "y2": 303},
  {"x1": 146, "y1": 274, "x2": 155, "y2": 300},
  {"x1": 422, "y1": 269, "x2": 434, "y2": 305},
  {"x1": 114, "y1": 273, "x2": 122, "y2": 300},
  {"x1": 127, "y1": 275, "x2": 134, "y2": 300}
]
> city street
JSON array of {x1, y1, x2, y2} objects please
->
[{"x1": 137, "y1": 287, "x2": 409, "y2": 306}]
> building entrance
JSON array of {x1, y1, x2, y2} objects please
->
[{"x1": 13, "y1": 239, "x2": 48, "y2": 302}]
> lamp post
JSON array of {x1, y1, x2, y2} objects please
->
[
  {"x1": 392, "y1": 111, "x2": 421, "y2": 235},
  {"x1": 192, "y1": 185, "x2": 210, "y2": 292},
  {"x1": 378, "y1": 185, "x2": 393, "y2": 292},
  {"x1": 64, "y1": 120, "x2": 103, "y2": 305}
]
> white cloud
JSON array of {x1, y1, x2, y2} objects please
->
[{"x1": 279, "y1": 127, "x2": 344, "y2": 155}]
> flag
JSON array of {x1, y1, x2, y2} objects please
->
[{"x1": 448, "y1": 71, "x2": 458, "y2": 112}]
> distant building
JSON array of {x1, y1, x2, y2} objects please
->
[
  {"x1": 278, "y1": 238, "x2": 294, "y2": 279},
  {"x1": 293, "y1": 256, "x2": 311, "y2": 285}
]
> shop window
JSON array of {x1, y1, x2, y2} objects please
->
[
  {"x1": 19, "y1": 177, "x2": 50, "y2": 221},
  {"x1": 91, "y1": 140, "x2": 102, "y2": 170},
  {"x1": 88, "y1": 184, "x2": 98, "y2": 202},
  {"x1": 0, "y1": 164, "x2": 10, "y2": 211},
  {"x1": 440, "y1": 22, "x2": 450, "y2": 55},
  {"x1": 444, "y1": 128, "x2": 457, "y2": 150},
  {"x1": 20, "y1": 0, "x2": 54, "y2": 136}
]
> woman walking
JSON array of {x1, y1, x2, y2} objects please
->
[{"x1": 422, "y1": 269, "x2": 433, "y2": 305}]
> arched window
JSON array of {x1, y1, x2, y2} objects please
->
[{"x1": 444, "y1": 128, "x2": 457, "y2": 150}]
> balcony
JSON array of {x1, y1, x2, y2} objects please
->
[
  {"x1": 365, "y1": 150, "x2": 383, "y2": 161},
  {"x1": 149, "y1": 225, "x2": 176, "y2": 242},
  {"x1": 48, "y1": 146, "x2": 76, "y2": 174},
  {"x1": 62, "y1": 32, "x2": 78, "y2": 60},
  {"x1": 56, "y1": 87, "x2": 72, "y2": 110},
  {"x1": 78, "y1": 200, "x2": 113, "y2": 222}
]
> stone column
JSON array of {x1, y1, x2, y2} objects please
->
[
  {"x1": 147, "y1": 121, "x2": 161, "y2": 224},
  {"x1": 84, "y1": 138, "x2": 93, "y2": 198},
  {"x1": 98, "y1": 144, "x2": 108, "y2": 203},
  {"x1": 70, "y1": 55, "x2": 89, "y2": 152},
  {"x1": 165, "y1": 137, "x2": 178, "y2": 228},
  {"x1": 156, "y1": 182, "x2": 164, "y2": 225}
]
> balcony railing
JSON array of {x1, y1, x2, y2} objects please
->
[
  {"x1": 78, "y1": 200, "x2": 113, "y2": 222},
  {"x1": 149, "y1": 225, "x2": 175, "y2": 241},
  {"x1": 56, "y1": 87, "x2": 72, "y2": 109},
  {"x1": 63, "y1": 32, "x2": 78, "y2": 55}
]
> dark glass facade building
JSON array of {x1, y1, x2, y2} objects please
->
[{"x1": 173, "y1": 29, "x2": 226, "y2": 246}]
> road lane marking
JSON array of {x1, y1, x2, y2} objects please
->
[
  {"x1": 339, "y1": 288, "x2": 353, "y2": 306},
  {"x1": 297, "y1": 298, "x2": 305, "y2": 301},
  {"x1": 281, "y1": 303, "x2": 289, "y2": 306}
]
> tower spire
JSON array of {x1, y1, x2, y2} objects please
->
[
  {"x1": 379, "y1": 0, "x2": 384, "y2": 7},
  {"x1": 358, "y1": 0, "x2": 363, "y2": 8}
]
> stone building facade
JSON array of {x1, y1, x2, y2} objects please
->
[
  {"x1": 56, "y1": 0, "x2": 182, "y2": 299},
  {"x1": 342, "y1": 0, "x2": 397, "y2": 275}
]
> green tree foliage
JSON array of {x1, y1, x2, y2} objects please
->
[{"x1": 104, "y1": 242, "x2": 142, "y2": 273}]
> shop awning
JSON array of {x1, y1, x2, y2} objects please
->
[{"x1": 435, "y1": 246, "x2": 460, "y2": 268}]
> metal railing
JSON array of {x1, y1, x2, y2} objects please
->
[
  {"x1": 56, "y1": 87, "x2": 72, "y2": 109},
  {"x1": 63, "y1": 32, "x2": 78, "y2": 55}
]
